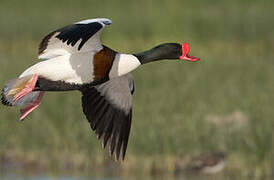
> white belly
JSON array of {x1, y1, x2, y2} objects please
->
[{"x1": 20, "y1": 52, "x2": 95, "y2": 84}]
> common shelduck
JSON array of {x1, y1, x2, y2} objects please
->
[{"x1": 1, "y1": 18, "x2": 200, "y2": 161}]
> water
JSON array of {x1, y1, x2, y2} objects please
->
[
  {"x1": 0, "y1": 173, "x2": 226, "y2": 180},
  {"x1": 0, "y1": 173, "x2": 245, "y2": 180},
  {"x1": 1, "y1": 174, "x2": 121, "y2": 180},
  {"x1": 1, "y1": 168, "x2": 271, "y2": 180}
]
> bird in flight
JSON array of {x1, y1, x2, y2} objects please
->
[{"x1": 1, "y1": 18, "x2": 200, "y2": 161}]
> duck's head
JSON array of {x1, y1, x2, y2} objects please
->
[
  {"x1": 109, "y1": 42, "x2": 200, "y2": 79},
  {"x1": 134, "y1": 42, "x2": 200, "y2": 64}
]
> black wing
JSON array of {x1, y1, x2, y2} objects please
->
[
  {"x1": 81, "y1": 74, "x2": 134, "y2": 161},
  {"x1": 38, "y1": 18, "x2": 112, "y2": 59}
]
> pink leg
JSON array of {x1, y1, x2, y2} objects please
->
[
  {"x1": 13, "y1": 74, "x2": 39, "y2": 102},
  {"x1": 20, "y1": 92, "x2": 44, "y2": 121}
]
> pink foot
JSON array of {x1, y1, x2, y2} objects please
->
[
  {"x1": 20, "y1": 92, "x2": 44, "y2": 121},
  {"x1": 13, "y1": 74, "x2": 39, "y2": 102}
]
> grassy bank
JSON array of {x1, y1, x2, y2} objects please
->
[{"x1": 0, "y1": 0, "x2": 273, "y2": 178}]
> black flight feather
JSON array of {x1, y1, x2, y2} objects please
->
[
  {"x1": 80, "y1": 74, "x2": 134, "y2": 161},
  {"x1": 39, "y1": 21, "x2": 103, "y2": 56},
  {"x1": 56, "y1": 23, "x2": 103, "y2": 50}
]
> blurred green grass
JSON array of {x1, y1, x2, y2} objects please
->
[{"x1": 0, "y1": 0, "x2": 273, "y2": 176}]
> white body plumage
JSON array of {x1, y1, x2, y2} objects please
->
[
  {"x1": 20, "y1": 52, "x2": 97, "y2": 84},
  {"x1": 20, "y1": 52, "x2": 141, "y2": 85},
  {"x1": 109, "y1": 54, "x2": 141, "y2": 79}
]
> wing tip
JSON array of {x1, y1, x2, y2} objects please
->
[
  {"x1": 76, "y1": 18, "x2": 112, "y2": 26},
  {"x1": 82, "y1": 95, "x2": 131, "y2": 161}
]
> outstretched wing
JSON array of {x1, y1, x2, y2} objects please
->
[
  {"x1": 38, "y1": 18, "x2": 112, "y2": 59},
  {"x1": 81, "y1": 74, "x2": 134, "y2": 161}
]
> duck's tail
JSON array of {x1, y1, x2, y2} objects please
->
[
  {"x1": 2, "y1": 75, "x2": 44, "y2": 120},
  {"x1": 1, "y1": 75, "x2": 40, "y2": 107}
]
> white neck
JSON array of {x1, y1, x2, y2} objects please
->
[{"x1": 109, "y1": 53, "x2": 141, "y2": 79}]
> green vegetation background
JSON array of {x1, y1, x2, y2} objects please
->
[{"x1": 0, "y1": 0, "x2": 273, "y2": 177}]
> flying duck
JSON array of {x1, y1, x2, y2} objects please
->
[{"x1": 1, "y1": 18, "x2": 200, "y2": 161}]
